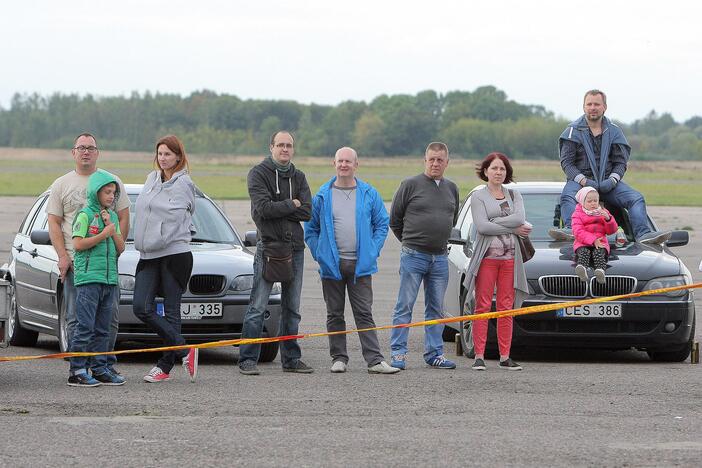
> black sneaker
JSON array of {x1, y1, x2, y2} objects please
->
[
  {"x1": 93, "y1": 370, "x2": 126, "y2": 386},
  {"x1": 107, "y1": 366, "x2": 121, "y2": 376},
  {"x1": 282, "y1": 360, "x2": 314, "y2": 374},
  {"x1": 498, "y1": 358, "x2": 523, "y2": 371},
  {"x1": 471, "y1": 358, "x2": 486, "y2": 371},
  {"x1": 238, "y1": 360, "x2": 260, "y2": 375},
  {"x1": 67, "y1": 373, "x2": 101, "y2": 387}
]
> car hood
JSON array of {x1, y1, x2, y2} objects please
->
[
  {"x1": 528, "y1": 241, "x2": 683, "y2": 280},
  {"x1": 117, "y1": 243, "x2": 253, "y2": 276}
]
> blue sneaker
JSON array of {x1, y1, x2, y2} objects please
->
[
  {"x1": 426, "y1": 355, "x2": 456, "y2": 369},
  {"x1": 390, "y1": 354, "x2": 406, "y2": 370},
  {"x1": 67, "y1": 373, "x2": 101, "y2": 387},
  {"x1": 93, "y1": 370, "x2": 126, "y2": 386}
]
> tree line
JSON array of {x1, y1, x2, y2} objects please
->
[{"x1": 1, "y1": 86, "x2": 700, "y2": 159}]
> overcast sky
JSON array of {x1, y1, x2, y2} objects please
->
[{"x1": 2, "y1": 0, "x2": 700, "y2": 123}]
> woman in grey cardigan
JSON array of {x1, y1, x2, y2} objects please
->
[{"x1": 463, "y1": 152, "x2": 531, "y2": 371}]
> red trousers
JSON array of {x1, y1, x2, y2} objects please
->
[{"x1": 473, "y1": 258, "x2": 515, "y2": 356}]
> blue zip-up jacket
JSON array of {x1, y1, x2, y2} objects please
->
[{"x1": 305, "y1": 177, "x2": 389, "y2": 280}]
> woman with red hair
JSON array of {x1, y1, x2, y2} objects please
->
[
  {"x1": 132, "y1": 135, "x2": 199, "y2": 383},
  {"x1": 462, "y1": 152, "x2": 531, "y2": 371}
]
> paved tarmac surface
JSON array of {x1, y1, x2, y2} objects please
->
[{"x1": 0, "y1": 197, "x2": 700, "y2": 467}]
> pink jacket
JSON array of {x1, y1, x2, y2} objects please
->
[{"x1": 571, "y1": 204, "x2": 619, "y2": 253}]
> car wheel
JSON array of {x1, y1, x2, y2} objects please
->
[
  {"x1": 8, "y1": 281, "x2": 39, "y2": 347},
  {"x1": 58, "y1": 295, "x2": 70, "y2": 353},
  {"x1": 258, "y1": 341, "x2": 279, "y2": 363},
  {"x1": 459, "y1": 290, "x2": 476, "y2": 358},
  {"x1": 647, "y1": 315, "x2": 695, "y2": 363}
]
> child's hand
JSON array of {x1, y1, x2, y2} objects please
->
[
  {"x1": 594, "y1": 237, "x2": 606, "y2": 249},
  {"x1": 103, "y1": 223, "x2": 116, "y2": 238},
  {"x1": 101, "y1": 210, "x2": 112, "y2": 225},
  {"x1": 600, "y1": 208, "x2": 611, "y2": 221}
]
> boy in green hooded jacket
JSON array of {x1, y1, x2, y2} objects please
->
[{"x1": 67, "y1": 169, "x2": 126, "y2": 387}]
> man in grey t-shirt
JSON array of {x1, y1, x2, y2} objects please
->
[
  {"x1": 305, "y1": 147, "x2": 398, "y2": 374},
  {"x1": 388, "y1": 142, "x2": 459, "y2": 370}
]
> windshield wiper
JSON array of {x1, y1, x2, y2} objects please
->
[{"x1": 190, "y1": 237, "x2": 221, "y2": 243}]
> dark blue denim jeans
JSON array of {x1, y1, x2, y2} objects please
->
[
  {"x1": 64, "y1": 269, "x2": 119, "y2": 368},
  {"x1": 69, "y1": 283, "x2": 117, "y2": 375},
  {"x1": 239, "y1": 242, "x2": 304, "y2": 367},
  {"x1": 389, "y1": 246, "x2": 448, "y2": 362},
  {"x1": 560, "y1": 179, "x2": 650, "y2": 240},
  {"x1": 132, "y1": 254, "x2": 192, "y2": 373}
]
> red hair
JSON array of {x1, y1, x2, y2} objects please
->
[{"x1": 476, "y1": 152, "x2": 514, "y2": 183}]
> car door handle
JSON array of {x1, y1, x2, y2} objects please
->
[
  {"x1": 30, "y1": 248, "x2": 38, "y2": 258},
  {"x1": 14, "y1": 244, "x2": 23, "y2": 253}
]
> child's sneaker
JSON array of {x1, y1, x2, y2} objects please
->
[
  {"x1": 143, "y1": 366, "x2": 170, "y2": 383},
  {"x1": 93, "y1": 370, "x2": 126, "y2": 386},
  {"x1": 575, "y1": 264, "x2": 588, "y2": 283},
  {"x1": 67, "y1": 373, "x2": 101, "y2": 387},
  {"x1": 182, "y1": 348, "x2": 199, "y2": 383},
  {"x1": 594, "y1": 268, "x2": 606, "y2": 284}
]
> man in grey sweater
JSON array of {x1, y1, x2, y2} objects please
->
[{"x1": 388, "y1": 142, "x2": 460, "y2": 370}]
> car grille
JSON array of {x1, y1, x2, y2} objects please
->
[
  {"x1": 590, "y1": 276, "x2": 637, "y2": 297},
  {"x1": 189, "y1": 275, "x2": 226, "y2": 295},
  {"x1": 539, "y1": 275, "x2": 586, "y2": 298}
]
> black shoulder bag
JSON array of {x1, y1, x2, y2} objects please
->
[{"x1": 508, "y1": 189, "x2": 535, "y2": 262}]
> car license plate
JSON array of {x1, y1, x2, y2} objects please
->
[
  {"x1": 181, "y1": 303, "x2": 223, "y2": 320},
  {"x1": 556, "y1": 303, "x2": 622, "y2": 319}
]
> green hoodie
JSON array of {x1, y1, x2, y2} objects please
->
[{"x1": 71, "y1": 169, "x2": 121, "y2": 287}]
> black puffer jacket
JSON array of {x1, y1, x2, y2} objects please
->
[{"x1": 247, "y1": 157, "x2": 311, "y2": 251}]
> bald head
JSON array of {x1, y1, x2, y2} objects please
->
[
  {"x1": 335, "y1": 147, "x2": 358, "y2": 162},
  {"x1": 333, "y1": 146, "x2": 359, "y2": 183}
]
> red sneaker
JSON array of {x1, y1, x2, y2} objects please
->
[
  {"x1": 182, "y1": 348, "x2": 199, "y2": 383},
  {"x1": 143, "y1": 367, "x2": 170, "y2": 383}
]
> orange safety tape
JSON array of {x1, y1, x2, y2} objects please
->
[{"x1": 1, "y1": 282, "x2": 699, "y2": 362}]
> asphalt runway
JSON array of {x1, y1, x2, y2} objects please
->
[{"x1": 0, "y1": 197, "x2": 700, "y2": 467}]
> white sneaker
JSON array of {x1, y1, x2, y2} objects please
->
[
  {"x1": 594, "y1": 268, "x2": 606, "y2": 284},
  {"x1": 330, "y1": 361, "x2": 347, "y2": 373},
  {"x1": 368, "y1": 361, "x2": 401, "y2": 374},
  {"x1": 575, "y1": 264, "x2": 588, "y2": 283}
]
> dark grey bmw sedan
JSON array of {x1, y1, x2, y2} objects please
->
[{"x1": 444, "y1": 182, "x2": 696, "y2": 362}]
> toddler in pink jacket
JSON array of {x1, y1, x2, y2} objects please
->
[{"x1": 572, "y1": 186, "x2": 618, "y2": 284}]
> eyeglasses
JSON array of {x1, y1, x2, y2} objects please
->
[
  {"x1": 274, "y1": 143, "x2": 293, "y2": 149},
  {"x1": 73, "y1": 146, "x2": 98, "y2": 153}
]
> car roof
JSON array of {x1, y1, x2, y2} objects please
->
[{"x1": 470, "y1": 181, "x2": 566, "y2": 194}]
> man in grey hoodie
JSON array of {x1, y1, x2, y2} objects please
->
[{"x1": 238, "y1": 131, "x2": 313, "y2": 375}]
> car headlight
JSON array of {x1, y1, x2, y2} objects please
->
[
  {"x1": 229, "y1": 275, "x2": 254, "y2": 292},
  {"x1": 228, "y1": 275, "x2": 281, "y2": 295},
  {"x1": 642, "y1": 275, "x2": 690, "y2": 297},
  {"x1": 119, "y1": 274, "x2": 135, "y2": 292}
]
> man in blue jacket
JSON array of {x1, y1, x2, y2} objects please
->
[
  {"x1": 305, "y1": 147, "x2": 399, "y2": 374},
  {"x1": 549, "y1": 90, "x2": 670, "y2": 244}
]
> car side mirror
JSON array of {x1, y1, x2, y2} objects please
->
[
  {"x1": 244, "y1": 230, "x2": 258, "y2": 247},
  {"x1": 665, "y1": 230, "x2": 689, "y2": 247},
  {"x1": 30, "y1": 229, "x2": 52, "y2": 245},
  {"x1": 447, "y1": 228, "x2": 466, "y2": 246}
]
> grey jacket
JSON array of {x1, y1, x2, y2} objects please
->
[
  {"x1": 462, "y1": 186, "x2": 529, "y2": 311},
  {"x1": 134, "y1": 169, "x2": 195, "y2": 260}
]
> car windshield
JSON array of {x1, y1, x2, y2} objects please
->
[{"x1": 126, "y1": 194, "x2": 240, "y2": 245}]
